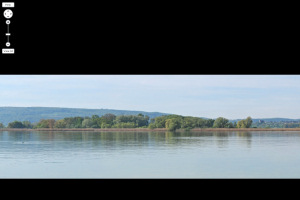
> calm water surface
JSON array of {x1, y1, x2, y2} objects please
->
[{"x1": 0, "y1": 130, "x2": 300, "y2": 178}]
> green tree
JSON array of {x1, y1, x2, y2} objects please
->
[
  {"x1": 237, "y1": 117, "x2": 252, "y2": 128},
  {"x1": 245, "y1": 117, "x2": 253, "y2": 128},
  {"x1": 101, "y1": 123, "x2": 111, "y2": 128},
  {"x1": 82, "y1": 118, "x2": 93, "y2": 128},
  {"x1": 225, "y1": 122, "x2": 234, "y2": 128},
  {"x1": 148, "y1": 123, "x2": 156, "y2": 129},
  {"x1": 165, "y1": 118, "x2": 181, "y2": 131},
  {"x1": 22, "y1": 121, "x2": 33, "y2": 128},
  {"x1": 115, "y1": 122, "x2": 135, "y2": 128},
  {"x1": 101, "y1": 113, "x2": 116, "y2": 125},
  {"x1": 153, "y1": 116, "x2": 166, "y2": 128},
  {"x1": 196, "y1": 118, "x2": 206, "y2": 128},
  {"x1": 205, "y1": 119, "x2": 215, "y2": 128},
  {"x1": 54, "y1": 119, "x2": 67, "y2": 128},
  {"x1": 7, "y1": 121, "x2": 26, "y2": 128},
  {"x1": 237, "y1": 120, "x2": 246, "y2": 128},
  {"x1": 91, "y1": 115, "x2": 100, "y2": 120},
  {"x1": 181, "y1": 117, "x2": 196, "y2": 129},
  {"x1": 114, "y1": 114, "x2": 149, "y2": 128},
  {"x1": 233, "y1": 122, "x2": 237, "y2": 128},
  {"x1": 35, "y1": 119, "x2": 56, "y2": 129},
  {"x1": 0, "y1": 123, "x2": 4, "y2": 128},
  {"x1": 213, "y1": 117, "x2": 229, "y2": 128},
  {"x1": 64, "y1": 117, "x2": 84, "y2": 128}
]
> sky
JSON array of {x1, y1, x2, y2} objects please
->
[{"x1": 1, "y1": 75, "x2": 300, "y2": 119}]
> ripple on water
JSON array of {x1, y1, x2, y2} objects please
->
[{"x1": 13, "y1": 141, "x2": 52, "y2": 145}]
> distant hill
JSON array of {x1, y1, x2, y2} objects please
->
[
  {"x1": 254, "y1": 118, "x2": 300, "y2": 122},
  {"x1": 1, "y1": 107, "x2": 299, "y2": 126},
  {"x1": 230, "y1": 118, "x2": 300, "y2": 123},
  {"x1": 0, "y1": 107, "x2": 170, "y2": 125}
]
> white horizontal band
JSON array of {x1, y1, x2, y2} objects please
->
[
  {"x1": 2, "y1": 48, "x2": 14, "y2": 54},
  {"x1": 2, "y1": 2, "x2": 14, "y2": 7}
]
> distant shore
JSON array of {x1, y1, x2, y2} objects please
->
[{"x1": 1, "y1": 128, "x2": 300, "y2": 132}]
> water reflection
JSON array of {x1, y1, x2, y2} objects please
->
[
  {"x1": 2, "y1": 130, "x2": 300, "y2": 178},
  {"x1": 2, "y1": 130, "x2": 300, "y2": 152},
  {"x1": 4, "y1": 131, "x2": 253, "y2": 148},
  {"x1": 212, "y1": 132, "x2": 229, "y2": 149},
  {"x1": 236, "y1": 131, "x2": 252, "y2": 148}
]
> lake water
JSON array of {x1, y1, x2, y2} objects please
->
[{"x1": 0, "y1": 130, "x2": 300, "y2": 178}]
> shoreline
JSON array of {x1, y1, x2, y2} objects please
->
[{"x1": 1, "y1": 128, "x2": 300, "y2": 132}]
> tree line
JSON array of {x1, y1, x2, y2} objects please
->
[
  {"x1": 0, "y1": 113, "x2": 254, "y2": 131},
  {"x1": 149, "y1": 115, "x2": 253, "y2": 131},
  {"x1": 0, "y1": 113, "x2": 149, "y2": 129}
]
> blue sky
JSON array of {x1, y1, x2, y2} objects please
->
[{"x1": 1, "y1": 75, "x2": 300, "y2": 119}]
